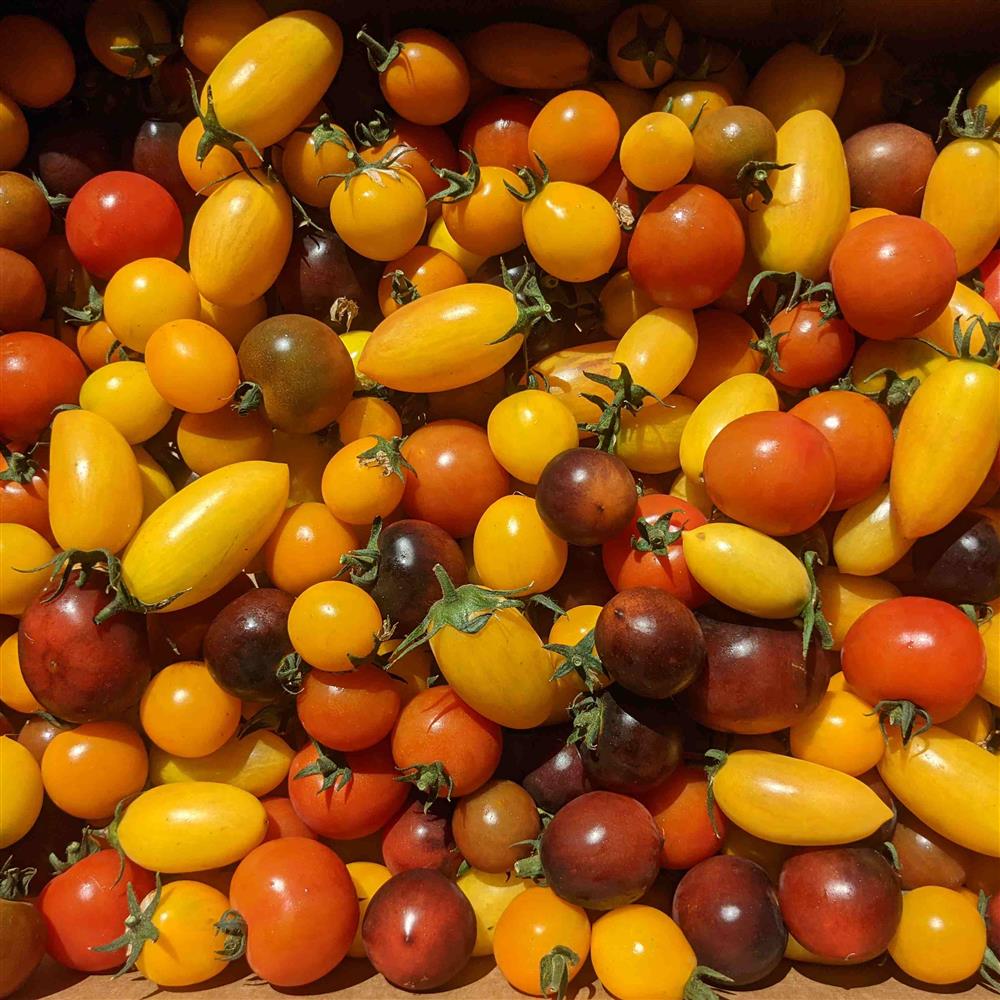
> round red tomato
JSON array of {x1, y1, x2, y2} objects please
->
[
  {"x1": 789, "y1": 391, "x2": 894, "y2": 510},
  {"x1": 0, "y1": 444, "x2": 51, "y2": 540},
  {"x1": 841, "y1": 596, "x2": 986, "y2": 725},
  {"x1": 981, "y1": 248, "x2": 1000, "y2": 316},
  {"x1": 628, "y1": 183, "x2": 744, "y2": 309},
  {"x1": 602, "y1": 494, "x2": 709, "y2": 607},
  {"x1": 702, "y1": 411, "x2": 837, "y2": 536},
  {"x1": 762, "y1": 302, "x2": 856, "y2": 390},
  {"x1": 0, "y1": 332, "x2": 86, "y2": 444},
  {"x1": 459, "y1": 94, "x2": 539, "y2": 173},
  {"x1": 65, "y1": 171, "x2": 183, "y2": 279},
  {"x1": 297, "y1": 665, "x2": 402, "y2": 752}
]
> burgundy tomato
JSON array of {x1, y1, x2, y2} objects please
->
[
  {"x1": 381, "y1": 800, "x2": 463, "y2": 878},
  {"x1": 458, "y1": 94, "x2": 539, "y2": 172},
  {"x1": 910, "y1": 509, "x2": 1000, "y2": 605},
  {"x1": 843, "y1": 124, "x2": 936, "y2": 217},
  {"x1": 131, "y1": 119, "x2": 197, "y2": 215},
  {"x1": 522, "y1": 741, "x2": 594, "y2": 814},
  {"x1": 762, "y1": 302, "x2": 855, "y2": 390}
]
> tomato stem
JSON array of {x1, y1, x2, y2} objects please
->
[
  {"x1": 616, "y1": 7, "x2": 678, "y2": 81},
  {"x1": 0, "y1": 444, "x2": 38, "y2": 484},
  {"x1": 386, "y1": 269, "x2": 420, "y2": 306},
  {"x1": 356, "y1": 435, "x2": 414, "y2": 482},
  {"x1": 92, "y1": 872, "x2": 163, "y2": 978},
  {"x1": 735, "y1": 160, "x2": 793, "y2": 211},
  {"x1": 565, "y1": 692, "x2": 605, "y2": 749},
  {"x1": 186, "y1": 71, "x2": 264, "y2": 180},
  {"x1": 798, "y1": 550, "x2": 834, "y2": 656},
  {"x1": 395, "y1": 760, "x2": 454, "y2": 808},
  {"x1": 48, "y1": 826, "x2": 102, "y2": 874},
  {"x1": 353, "y1": 110, "x2": 394, "y2": 149},
  {"x1": 338, "y1": 517, "x2": 383, "y2": 588},
  {"x1": 62, "y1": 284, "x2": 104, "y2": 325},
  {"x1": 702, "y1": 748, "x2": 728, "y2": 839},
  {"x1": 539, "y1": 945, "x2": 580, "y2": 1000},
  {"x1": 546, "y1": 630, "x2": 606, "y2": 694},
  {"x1": 492, "y1": 259, "x2": 554, "y2": 345},
  {"x1": 276, "y1": 652, "x2": 309, "y2": 694},
  {"x1": 683, "y1": 966, "x2": 732, "y2": 1000},
  {"x1": 356, "y1": 28, "x2": 402, "y2": 74},
  {"x1": 577, "y1": 362, "x2": 660, "y2": 453},
  {"x1": 0, "y1": 858, "x2": 37, "y2": 900},
  {"x1": 215, "y1": 909, "x2": 248, "y2": 961},
  {"x1": 870, "y1": 699, "x2": 933, "y2": 744},
  {"x1": 631, "y1": 511, "x2": 686, "y2": 554},
  {"x1": 427, "y1": 150, "x2": 480, "y2": 204},
  {"x1": 294, "y1": 740, "x2": 353, "y2": 791},
  {"x1": 938, "y1": 89, "x2": 1000, "y2": 142},
  {"x1": 309, "y1": 114, "x2": 350, "y2": 155}
]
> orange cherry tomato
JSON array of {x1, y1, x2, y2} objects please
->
[
  {"x1": 288, "y1": 581, "x2": 384, "y2": 673},
  {"x1": 322, "y1": 434, "x2": 407, "y2": 525},
  {"x1": 177, "y1": 407, "x2": 273, "y2": 475},
  {"x1": 607, "y1": 4, "x2": 682, "y2": 90},
  {"x1": 528, "y1": 90, "x2": 620, "y2": 184},
  {"x1": 263, "y1": 502, "x2": 358, "y2": 596},
  {"x1": 336, "y1": 397, "x2": 402, "y2": 444},
  {"x1": 377, "y1": 246, "x2": 467, "y2": 317},
  {"x1": 144, "y1": 319, "x2": 240, "y2": 413}
]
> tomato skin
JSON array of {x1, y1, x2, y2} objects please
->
[
  {"x1": 84, "y1": 0, "x2": 170, "y2": 79},
  {"x1": 38, "y1": 851, "x2": 156, "y2": 972},
  {"x1": 746, "y1": 43, "x2": 845, "y2": 129},
  {"x1": 620, "y1": 112, "x2": 693, "y2": 192},
  {"x1": 0, "y1": 332, "x2": 86, "y2": 444},
  {"x1": 279, "y1": 117, "x2": 355, "y2": 209},
  {"x1": 65, "y1": 172, "x2": 183, "y2": 279},
  {"x1": 321, "y1": 435, "x2": 406, "y2": 525},
  {"x1": 639, "y1": 765, "x2": 724, "y2": 869},
  {"x1": 816, "y1": 568, "x2": 900, "y2": 649},
  {"x1": 0, "y1": 15, "x2": 74, "y2": 109},
  {"x1": 464, "y1": 22, "x2": 590, "y2": 90},
  {"x1": 288, "y1": 581, "x2": 383, "y2": 673},
  {"x1": 377, "y1": 246, "x2": 467, "y2": 317},
  {"x1": 529, "y1": 90, "x2": 619, "y2": 184},
  {"x1": 0, "y1": 522, "x2": 54, "y2": 616},
  {"x1": 487, "y1": 389, "x2": 579, "y2": 485},
  {"x1": 263, "y1": 502, "x2": 356, "y2": 596},
  {"x1": 456, "y1": 867, "x2": 527, "y2": 957},
  {"x1": 0, "y1": 91, "x2": 28, "y2": 170},
  {"x1": 297, "y1": 665, "x2": 401, "y2": 752},
  {"x1": 613, "y1": 307, "x2": 698, "y2": 398},
  {"x1": 607, "y1": 4, "x2": 682, "y2": 90},
  {"x1": 615, "y1": 394, "x2": 695, "y2": 475},
  {"x1": 230, "y1": 838, "x2": 358, "y2": 986},
  {"x1": 177, "y1": 407, "x2": 273, "y2": 475},
  {"x1": 764, "y1": 303, "x2": 855, "y2": 389},
  {"x1": 789, "y1": 689, "x2": 884, "y2": 776},
  {"x1": 629, "y1": 183, "x2": 744, "y2": 309},
  {"x1": 441, "y1": 164, "x2": 526, "y2": 258},
  {"x1": 181, "y1": 0, "x2": 267, "y2": 74},
  {"x1": 78, "y1": 361, "x2": 173, "y2": 445},
  {"x1": 679, "y1": 310, "x2": 757, "y2": 400},
  {"x1": 916, "y1": 280, "x2": 999, "y2": 357},
  {"x1": 0, "y1": 735, "x2": 43, "y2": 848},
  {"x1": 459, "y1": 95, "x2": 539, "y2": 173}
]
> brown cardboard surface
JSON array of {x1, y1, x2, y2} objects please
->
[{"x1": 16, "y1": 956, "x2": 994, "y2": 999}]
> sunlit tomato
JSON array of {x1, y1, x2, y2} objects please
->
[
  {"x1": 426, "y1": 215, "x2": 485, "y2": 276},
  {"x1": 0, "y1": 447, "x2": 50, "y2": 542},
  {"x1": 613, "y1": 307, "x2": 698, "y2": 398},
  {"x1": 84, "y1": 0, "x2": 170, "y2": 78},
  {"x1": 473, "y1": 495, "x2": 567, "y2": 595},
  {"x1": 620, "y1": 112, "x2": 693, "y2": 191},
  {"x1": 298, "y1": 664, "x2": 401, "y2": 752},
  {"x1": 321, "y1": 434, "x2": 406, "y2": 525},
  {"x1": 0, "y1": 633, "x2": 41, "y2": 712},
  {"x1": 703, "y1": 411, "x2": 837, "y2": 536},
  {"x1": 815, "y1": 568, "x2": 901, "y2": 650},
  {"x1": 262, "y1": 502, "x2": 356, "y2": 596},
  {"x1": 914, "y1": 279, "x2": 999, "y2": 357},
  {"x1": 493, "y1": 887, "x2": 590, "y2": 997},
  {"x1": 842, "y1": 596, "x2": 986, "y2": 725},
  {"x1": 459, "y1": 95, "x2": 539, "y2": 173},
  {"x1": 656, "y1": 79, "x2": 732, "y2": 126},
  {"x1": 79, "y1": 361, "x2": 173, "y2": 444},
  {"x1": 40, "y1": 721, "x2": 148, "y2": 819},
  {"x1": 832, "y1": 485, "x2": 912, "y2": 577},
  {"x1": 0, "y1": 735, "x2": 42, "y2": 848},
  {"x1": 392, "y1": 685, "x2": 502, "y2": 798},
  {"x1": 529, "y1": 90, "x2": 619, "y2": 184},
  {"x1": 760, "y1": 302, "x2": 854, "y2": 390},
  {"x1": 177, "y1": 117, "x2": 263, "y2": 194},
  {"x1": 377, "y1": 246, "x2": 467, "y2": 317},
  {"x1": 199, "y1": 293, "x2": 268, "y2": 348},
  {"x1": 181, "y1": 0, "x2": 267, "y2": 73},
  {"x1": 789, "y1": 689, "x2": 884, "y2": 776},
  {"x1": 0, "y1": 91, "x2": 28, "y2": 170},
  {"x1": 439, "y1": 160, "x2": 526, "y2": 257},
  {"x1": 615, "y1": 394, "x2": 696, "y2": 474},
  {"x1": 629, "y1": 184, "x2": 744, "y2": 309},
  {"x1": 279, "y1": 119, "x2": 355, "y2": 208},
  {"x1": 66, "y1": 172, "x2": 183, "y2": 280},
  {"x1": 602, "y1": 494, "x2": 708, "y2": 606},
  {"x1": 0, "y1": 15, "x2": 74, "y2": 109},
  {"x1": 599, "y1": 270, "x2": 656, "y2": 340},
  {"x1": 607, "y1": 4, "x2": 682, "y2": 89},
  {"x1": 457, "y1": 868, "x2": 527, "y2": 958},
  {"x1": 335, "y1": 399, "x2": 401, "y2": 446},
  {"x1": 347, "y1": 862, "x2": 392, "y2": 958},
  {"x1": 669, "y1": 471, "x2": 712, "y2": 517},
  {"x1": 487, "y1": 390, "x2": 579, "y2": 485},
  {"x1": 640, "y1": 765, "x2": 724, "y2": 869},
  {"x1": 677, "y1": 310, "x2": 756, "y2": 400},
  {"x1": 144, "y1": 318, "x2": 240, "y2": 413},
  {"x1": 140, "y1": 660, "x2": 242, "y2": 757},
  {"x1": 402, "y1": 420, "x2": 511, "y2": 538},
  {"x1": 288, "y1": 581, "x2": 383, "y2": 673},
  {"x1": 288, "y1": 739, "x2": 408, "y2": 840},
  {"x1": 359, "y1": 118, "x2": 459, "y2": 202},
  {"x1": 176, "y1": 407, "x2": 273, "y2": 475}
]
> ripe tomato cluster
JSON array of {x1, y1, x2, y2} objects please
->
[{"x1": 1, "y1": 3, "x2": 999, "y2": 1000}]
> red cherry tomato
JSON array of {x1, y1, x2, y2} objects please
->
[
  {"x1": 981, "y1": 248, "x2": 1000, "y2": 316},
  {"x1": 762, "y1": 302, "x2": 856, "y2": 390},
  {"x1": 459, "y1": 95, "x2": 539, "y2": 172}
]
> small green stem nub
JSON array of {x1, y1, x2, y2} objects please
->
[
  {"x1": 683, "y1": 966, "x2": 733, "y2": 1000},
  {"x1": 63, "y1": 285, "x2": 104, "y2": 325},
  {"x1": 395, "y1": 761, "x2": 454, "y2": 808},
  {"x1": 232, "y1": 381, "x2": 263, "y2": 415},
  {"x1": 798, "y1": 550, "x2": 834, "y2": 656},
  {"x1": 736, "y1": 160, "x2": 793, "y2": 210},
  {"x1": 357, "y1": 28, "x2": 402, "y2": 74},
  {"x1": 937, "y1": 89, "x2": 1000, "y2": 143},
  {"x1": 276, "y1": 652, "x2": 308, "y2": 694},
  {"x1": 428, "y1": 150, "x2": 481, "y2": 204},
  {"x1": 566, "y1": 693, "x2": 605, "y2": 750},
  {"x1": 545, "y1": 630, "x2": 606, "y2": 694},
  {"x1": 0, "y1": 858, "x2": 36, "y2": 900},
  {"x1": 92, "y1": 873, "x2": 163, "y2": 978},
  {"x1": 492, "y1": 259, "x2": 554, "y2": 345},
  {"x1": 294, "y1": 741, "x2": 353, "y2": 792},
  {"x1": 577, "y1": 362, "x2": 660, "y2": 453},
  {"x1": 186, "y1": 71, "x2": 264, "y2": 179},
  {"x1": 215, "y1": 910, "x2": 248, "y2": 960},
  {"x1": 616, "y1": 7, "x2": 678, "y2": 82},
  {"x1": 870, "y1": 699, "x2": 933, "y2": 744},
  {"x1": 49, "y1": 827, "x2": 102, "y2": 874},
  {"x1": 632, "y1": 511, "x2": 685, "y2": 554},
  {"x1": 0, "y1": 444, "x2": 38, "y2": 484},
  {"x1": 703, "y1": 748, "x2": 728, "y2": 839},
  {"x1": 539, "y1": 945, "x2": 580, "y2": 1000},
  {"x1": 356, "y1": 436, "x2": 414, "y2": 482},
  {"x1": 387, "y1": 270, "x2": 420, "y2": 307},
  {"x1": 338, "y1": 518, "x2": 383, "y2": 588},
  {"x1": 746, "y1": 269, "x2": 839, "y2": 321}
]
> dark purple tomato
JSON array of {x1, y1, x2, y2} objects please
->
[
  {"x1": 535, "y1": 448, "x2": 638, "y2": 547},
  {"x1": 18, "y1": 573, "x2": 151, "y2": 722},
  {"x1": 380, "y1": 801, "x2": 463, "y2": 878},
  {"x1": 672, "y1": 856, "x2": 787, "y2": 986},
  {"x1": 370, "y1": 519, "x2": 468, "y2": 632},
  {"x1": 910, "y1": 510, "x2": 1000, "y2": 604},
  {"x1": 778, "y1": 847, "x2": 902, "y2": 962},
  {"x1": 275, "y1": 230, "x2": 367, "y2": 320},
  {"x1": 890, "y1": 811, "x2": 970, "y2": 891},
  {"x1": 131, "y1": 118, "x2": 197, "y2": 215},
  {"x1": 17, "y1": 715, "x2": 73, "y2": 763},
  {"x1": 522, "y1": 741, "x2": 593, "y2": 814},
  {"x1": 203, "y1": 587, "x2": 294, "y2": 702},
  {"x1": 36, "y1": 119, "x2": 117, "y2": 197},
  {"x1": 452, "y1": 779, "x2": 541, "y2": 874},
  {"x1": 675, "y1": 607, "x2": 834, "y2": 733},
  {"x1": 580, "y1": 689, "x2": 683, "y2": 795},
  {"x1": 362, "y1": 869, "x2": 476, "y2": 991},
  {"x1": 842, "y1": 124, "x2": 937, "y2": 217},
  {"x1": 538, "y1": 791, "x2": 662, "y2": 909},
  {"x1": 594, "y1": 588, "x2": 706, "y2": 699},
  {"x1": 497, "y1": 725, "x2": 570, "y2": 783}
]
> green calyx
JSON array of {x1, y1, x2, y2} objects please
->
[
  {"x1": 396, "y1": 761, "x2": 454, "y2": 807},
  {"x1": 238, "y1": 701, "x2": 295, "y2": 739},
  {"x1": 232, "y1": 381, "x2": 263, "y2": 414},
  {"x1": 31, "y1": 172, "x2": 71, "y2": 210},
  {"x1": 736, "y1": 160, "x2": 793, "y2": 211},
  {"x1": 354, "y1": 110, "x2": 394, "y2": 149},
  {"x1": 922, "y1": 314, "x2": 1000, "y2": 366},
  {"x1": 386, "y1": 270, "x2": 420, "y2": 307},
  {"x1": 276, "y1": 652, "x2": 309, "y2": 694},
  {"x1": 295, "y1": 740, "x2": 354, "y2": 792},
  {"x1": 428, "y1": 149, "x2": 481, "y2": 204},
  {"x1": 109, "y1": 13, "x2": 176, "y2": 79},
  {"x1": 751, "y1": 326, "x2": 786, "y2": 375},
  {"x1": 661, "y1": 97, "x2": 709, "y2": 132},
  {"x1": 357, "y1": 28, "x2": 403, "y2": 74},
  {"x1": 747, "y1": 269, "x2": 839, "y2": 322},
  {"x1": 0, "y1": 857, "x2": 36, "y2": 900},
  {"x1": 882, "y1": 840, "x2": 901, "y2": 871},
  {"x1": 938, "y1": 89, "x2": 1000, "y2": 142},
  {"x1": 632, "y1": 511, "x2": 685, "y2": 554},
  {"x1": 513, "y1": 837, "x2": 545, "y2": 882},
  {"x1": 63, "y1": 285, "x2": 104, "y2": 325},
  {"x1": 857, "y1": 367, "x2": 921, "y2": 418},
  {"x1": 357, "y1": 436, "x2": 414, "y2": 482},
  {"x1": 703, "y1": 748, "x2": 728, "y2": 839},
  {"x1": 578, "y1": 362, "x2": 659, "y2": 452},
  {"x1": 186, "y1": 70, "x2": 264, "y2": 179},
  {"x1": 215, "y1": 909, "x2": 248, "y2": 961},
  {"x1": 683, "y1": 966, "x2": 733, "y2": 1000},
  {"x1": 616, "y1": 8, "x2": 678, "y2": 82},
  {"x1": 870, "y1": 699, "x2": 933, "y2": 744},
  {"x1": 539, "y1": 945, "x2": 580, "y2": 1000},
  {"x1": 545, "y1": 629, "x2": 606, "y2": 694},
  {"x1": 92, "y1": 873, "x2": 163, "y2": 977},
  {"x1": 798, "y1": 550, "x2": 834, "y2": 656},
  {"x1": 49, "y1": 826, "x2": 102, "y2": 874},
  {"x1": 0, "y1": 444, "x2": 38, "y2": 484},
  {"x1": 490, "y1": 259, "x2": 554, "y2": 345},
  {"x1": 309, "y1": 114, "x2": 350, "y2": 155},
  {"x1": 503, "y1": 155, "x2": 550, "y2": 203},
  {"x1": 339, "y1": 517, "x2": 383, "y2": 588},
  {"x1": 566, "y1": 693, "x2": 605, "y2": 750},
  {"x1": 321, "y1": 143, "x2": 415, "y2": 189}
]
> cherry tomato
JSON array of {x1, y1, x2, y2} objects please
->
[
  {"x1": 287, "y1": 581, "x2": 383, "y2": 673},
  {"x1": 620, "y1": 112, "x2": 694, "y2": 191},
  {"x1": 0, "y1": 91, "x2": 28, "y2": 170},
  {"x1": 691, "y1": 105, "x2": 777, "y2": 199},
  {"x1": 359, "y1": 117, "x2": 458, "y2": 203},
  {"x1": 78, "y1": 361, "x2": 173, "y2": 445},
  {"x1": 0, "y1": 170, "x2": 50, "y2": 252},
  {"x1": 439, "y1": 159, "x2": 526, "y2": 257},
  {"x1": 262, "y1": 502, "x2": 357, "y2": 596},
  {"x1": 639, "y1": 764, "x2": 724, "y2": 869},
  {"x1": 279, "y1": 118, "x2": 355, "y2": 208},
  {"x1": 679, "y1": 310, "x2": 757, "y2": 400},
  {"x1": 459, "y1": 95, "x2": 539, "y2": 173},
  {"x1": 1, "y1": 633, "x2": 41, "y2": 713},
  {"x1": 297, "y1": 665, "x2": 401, "y2": 752},
  {"x1": 529, "y1": 90, "x2": 619, "y2": 184},
  {"x1": 144, "y1": 319, "x2": 240, "y2": 413},
  {"x1": 176, "y1": 407, "x2": 273, "y2": 476},
  {"x1": 607, "y1": 4, "x2": 682, "y2": 90},
  {"x1": 322, "y1": 434, "x2": 407, "y2": 525},
  {"x1": 761, "y1": 302, "x2": 855, "y2": 390},
  {"x1": 0, "y1": 736, "x2": 43, "y2": 848},
  {"x1": 0, "y1": 446, "x2": 51, "y2": 542},
  {"x1": 377, "y1": 246, "x2": 467, "y2": 317},
  {"x1": 0, "y1": 522, "x2": 54, "y2": 616},
  {"x1": 656, "y1": 79, "x2": 732, "y2": 127},
  {"x1": 789, "y1": 689, "x2": 884, "y2": 776}
]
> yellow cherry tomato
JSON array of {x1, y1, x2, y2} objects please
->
[
  {"x1": 48, "y1": 408, "x2": 143, "y2": 554},
  {"x1": 832, "y1": 485, "x2": 914, "y2": 576},
  {"x1": 487, "y1": 390, "x2": 579, "y2": 485},
  {"x1": 613, "y1": 307, "x2": 698, "y2": 398},
  {"x1": 103, "y1": 258, "x2": 201, "y2": 352},
  {"x1": 789, "y1": 689, "x2": 884, "y2": 776},
  {"x1": 682, "y1": 522, "x2": 811, "y2": 619},
  {"x1": 748, "y1": 109, "x2": 849, "y2": 282},
  {"x1": 545, "y1": 604, "x2": 607, "y2": 724},
  {"x1": 347, "y1": 862, "x2": 392, "y2": 958},
  {"x1": 149, "y1": 730, "x2": 294, "y2": 797},
  {"x1": 440, "y1": 161, "x2": 526, "y2": 257},
  {"x1": 878, "y1": 725, "x2": 999, "y2": 857},
  {"x1": 321, "y1": 434, "x2": 406, "y2": 525},
  {"x1": 0, "y1": 90, "x2": 28, "y2": 170},
  {"x1": 119, "y1": 782, "x2": 267, "y2": 873},
  {"x1": 914, "y1": 280, "x2": 999, "y2": 357},
  {"x1": 846, "y1": 206, "x2": 895, "y2": 231},
  {"x1": 669, "y1": 471, "x2": 713, "y2": 517},
  {"x1": 177, "y1": 117, "x2": 263, "y2": 194},
  {"x1": 84, "y1": 0, "x2": 170, "y2": 79},
  {"x1": 120, "y1": 461, "x2": 289, "y2": 612},
  {"x1": 426, "y1": 215, "x2": 486, "y2": 277},
  {"x1": 710, "y1": 749, "x2": 894, "y2": 846},
  {"x1": 189, "y1": 171, "x2": 293, "y2": 308},
  {"x1": 0, "y1": 634, "x2": 40, "y2": 713},
  {"x1": 79, "y1": 361, "x2": 173, "y2": 444},
  {"x1": 620, "y1": 112, "x2": 694, "y2": 191},
  {"x1": 377, "y1": 246, "x2": 467, "y2": 318},
  {"x1": 263, "y1": 502, "x2": 357, "y2": 596},
  {"x1": 336, "y1": 397, "x2": 402, "y2": 444},
  {"x1": 177, "y1": 407, "x2": 273, "y2": 475},
  {"x1": 599, "y1": 270, "x2": 656, "y2": 339},
  {"x1": 746, "y1": 43, "x2": 845, "y2": 129},
  {"x1": 0, "y1": 735, "x2": 43, "y2": 848},
  {"x1": 135, "y1": 880, "x2": 231, "y2": 987},
  {"x1": 181, "y1": 0, "x2": 267, "y2": 74},
  {"x1": 144, "y1": 319, "x2": 241, "y2": 413},
  {"x1": 199, "y1": 293, "x2": 267, "y2": 348},
  {"x1": 888, "y1": 887, "x2": 987, "y2": 986},
  {"x1": 656, "y1": 79, "x2": 732, "y2": 127},
  {"x1": 980, "y1": 609, "x2": 1000, "y2": 707},
  {"x1": 941, "y1": 695, "x2": 994, "y2": 743},
  {"x1": 678, "y1": 372, "x2": 779, "y2": 481},
  {"x1": 851, "y1": 336, "x2": 948, "y2": 393},
  {"x1": 280, "y1": 119, "x2": 355, "y2": 208},
  {"x1": 457, "y1": 868, "x2": 528, "y2": 957},
  {"x1": 270, "y1": 430, "x2": 334, "y2": 504},
  {"x1": 969, "y1": 62, "x2": 1000, "y2": 120},
  {"x1": 615, "y1": 395, "x2": 695, "y2": 474},
  {"x1": 288, "y1": 581, "x2": 383, "y2": 672},
  {"x1": 473, "y1": 495, "x2": 567, "y2": 595},
  {"x1": 0, "y1": 523, "x2": 54, "y2": 616},
  {"x1": 816, "y1": 567, "x2": 901, "y2": 649},
  {"x1": 133, "y1": 445, "x2": 175, "y2": 519},
  {"x1": 607, "y1": 4, "x2": 681, "y2": 90}
]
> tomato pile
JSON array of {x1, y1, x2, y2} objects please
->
[{"x1": 1, "y1": 2, "x2": 999, "y2": 998}]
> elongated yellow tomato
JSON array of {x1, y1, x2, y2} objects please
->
[
  {"x1": 48, "y1": 408, "x2": 143, "y2": 554},
  {"x1": 711, "y1": 749, "x2": 894, "y2": 846},
  {"x1": 942, "y1": 695, "x2": 994, "y2": 743},
  {"x1": 852, "y1": 336, "x2": 947, "y2": 391},
  {"x1": 201, "y1": 11, "x2": 342, "y2": 150},
  {"x1": 914, "y1": 281, "x2": 999, "y2": 356},
  {"x1": 133, "y1": 445, "x2": 175, "y2": 519},
  {"x1": 149, "y1": 731, "x2": 294, "y2": 797},
  {"x1": 669, "y1": 471, "x2": 713, "y2": 517},
  {"x1": 980, "y1": 610, "x2": 1000, "y2": 707},
  {"x1": 891, "y1": 359, "x2": 1000, "y2": 539},
  {"x1": 0, "y1": 736, "x2": 43, "y2": 848},
  {"x1": 678, "y1": 373, "x2": 779, "y2": 481},
  {"x1": 612, "y1": 308, "x2": 697, "y2": 398},
  {"x1": 816, "y1": 567, "x2": 900, "y2": 649},
  {"x1": 120, "y1": 461, "x2": 289, "y2": 612},
  {"x1": 0, "y1": 524, "x2": 54, "y2": 616},
  {"x1": 682, "y1": 523, "x2": 810, "y2": 619},
  {"x1": 189, "y1": 171, "x2": 292, "y2": 307},
  {"x1": 745, "y1": 43, "x2": 845, "y2": 129},
  {"x1": 427, "y1": 216, "x2": 486, "y2": 277},
  {"x1": 118, "y1": 782, "x2": 268, "y2": 872},
  {"x1": 359, "y1": 284, "x2": 535, "y2": 392},
  {"x1": 832, "y1": 485, "x2": 913, "y2": 576},
  {"x1": 878, "y1": 725, "x2": 999, "y2": 857},
  {"x1": 748, "y1": 110, "x2": 849, "y2": 282},
  {"x1": 921, "y1": 136, "x2": 1000, "y2": 275},
  {"x1": 430, "y1": 607, "x2": 554, "y2": 729},
  {"x1": 970, "y1": 63, "x2": 1000, "y2": 120},
  {"x1": 615, "y1": 395, "x2": 696, "y2": 474},
  {"x1": 79, "y1": 361, "x2": 173, "y2": 444}
]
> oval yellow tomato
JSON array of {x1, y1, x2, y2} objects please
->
[
  {"x1": 746, "y1": 43, "x2": 845, "y2": 129},
  {"x1": 133, "y1": 445, "x2": 175, "y2": 519},
  {"x1": 599, "y1": 270, "x2": 656, "y2": 339},
  {"x1": 426, "y1": 216, "x2": 486, "y2": 277},
  {"x1": 0, "y1": 523, "x2": 55, "y2": 616},
  {"x1": 816, "y1": 567, "x2": 901, "y2": 649},
  {"x1": 530, "y1": 341, "x2": 619, "y2": 430},
  {"x1": 613, "y1": 307, "x2": 698, "y2": 398},
  {"x1": 0, "y1": 634, "x2": 41, "y2": 712},
  {"x1": 669, "y1": 471, "x2": 713, "y2": 517},
  {"x1": 181, "y1": 0, "x2": 267, "y2": 74},
  {"x1": 176, "y1": 407, "x2": 273, "y2": 476},
  {"x1": 79, "y1": 361, "x2": 173, "y2": 444},
  {"x1": 457, "y1": 868, "x2": 528, "y2": 957},
  {"x1": 615, "y1": 395, "x2": 695, "y2": 474},
  {"x1": 852, "y1": 336, "x2": 947, "y2": 392},
  {"x1": 789, "y1": 689, "x2": 884, "y2": 776},
  {"x1": 941, "y1": 695, "x2": 994, "y2": 743},
  {"x1": 832, "y1": 484, "x2": 913, "y2": 576},
  {"x1": 970, "y1": 62, "x2": 1000, "y2": 120},
  {"x1": 0, "y1": 735, "x2": 43, "y2": 848},
  {"x1": 279, "y1": 118, "x2": 355, "y2": 208},
  {"x1": 980, "y1": 609, "x2": 1000, "y2": 707}
]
